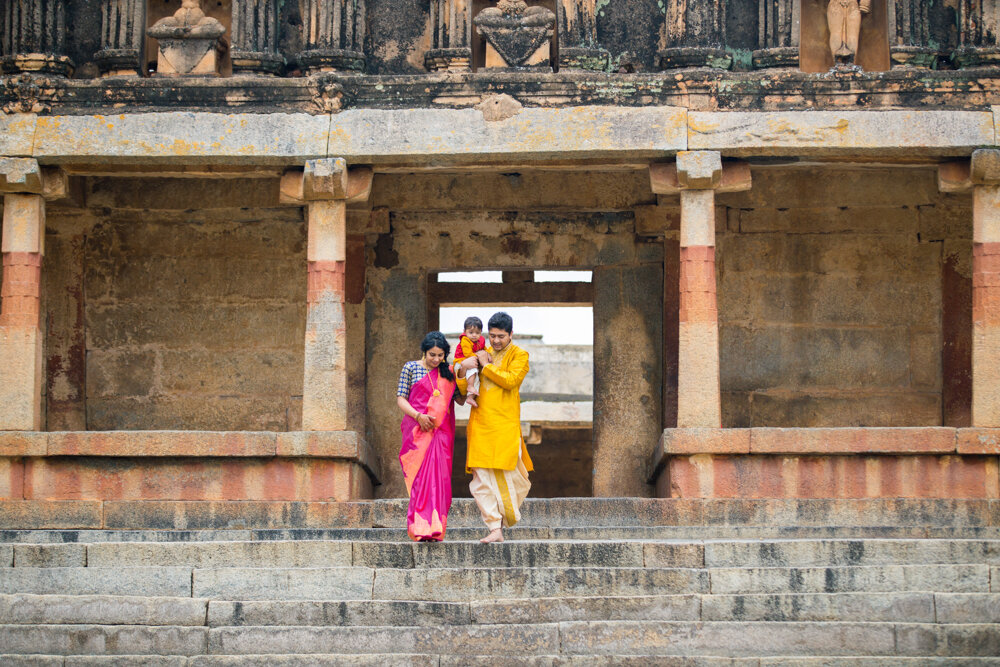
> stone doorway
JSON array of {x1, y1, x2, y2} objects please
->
[{"x1": 430, "y1": 270, "x2": 595, "y2": 498}]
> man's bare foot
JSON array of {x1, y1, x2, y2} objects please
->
[
  {"x1": 467, "y1": 395, "x2": 479, "y2": 408},
  {"x1": 480, "y1": 528, "x2": 503, "y2": 543}
]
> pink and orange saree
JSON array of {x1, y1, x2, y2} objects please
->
[{"x1": 399, "y1": 368, "x2": 456, "y2": 541}]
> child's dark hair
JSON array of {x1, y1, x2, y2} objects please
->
[
  {"x1": 463, "y1": 316, "x2": 483, "y2": 332},
  {"x1": 421, "y1": 331, "x2": 455, "y2": 381}
]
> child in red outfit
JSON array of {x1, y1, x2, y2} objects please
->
[{"x1": 454, "y1": 316, "x2": 489, "y2": 407}]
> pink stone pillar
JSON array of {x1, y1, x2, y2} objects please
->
[
  {"x1": 0, "y1": 193, "x2": 45, "y2": 430},
  {"x1": 939, "y1": 150, "x2": 1000, "y2": 427},
  {"x1": 651, "y1": 152, "x2": 751, "y2": 429}
]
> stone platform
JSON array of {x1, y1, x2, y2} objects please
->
[{"x1": 651, "y1": 428, "x2": 1000, "y2": 499}]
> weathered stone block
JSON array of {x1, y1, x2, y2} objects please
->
[
  {"x1": 0, "y1": 433, "x2": 45, "y2": 457},
  {"x1": 0, "y1": 326, "x2": 43, "y2": 430},
  {"x1": 746, "y1": 392, "x2": 943, "y2": 428},
  {"x1": 275, "y1": 431, "x2": 359, "y2": 458},
  {"x1": 722, "y1": 168, "x2": 937, "y2": 209},
  {"x1": 958, "y1": 428, "x2": 1000, "y2": 454},
  {"x1": 935, "y1": 593, "x2": 1000, "y2": 623},
  {"x1": 87, "y1": 540, "x2": 353, "y2": 568},
  {"x1": 676, "y1": 151, "x2": 722, "y2": 189},
  {"x1": 689, "y1": 111, "x2": 994, "y2": 156},
  {"x1": 46, "y1": 431, "x2": 278, "y2": 457},
  {"x1": 1, "y1": 195, "x2": 44, "y2": 254},
  {"x1": 13, "y1": 544, "x2": 85, "y2": 567},
  {"x1": 0, "y1": 159, "x2": 42, "y2": 195},
  {"x1": 0, "y1": 500, "x2": 103, "y2": 529},
  {"x1": 0, "y1": 593, "x2": 208, "y2": 626},
  {"x1": 748, "y1": 428, "x2": 957, "y2": 455},
  {"x1": 0, "y1": 623, "x2": 209, "y2": 656},
  {"x1": 193, "y1": 566, "x2": 373, "y2": 600},
  {"x1": 0, "y1": 567, "x2": 193, "y2": 597},
  {"x1": 102, "y1": 500, "x2": 372, "y2": 530},
  {"x1": 0, "y1": 114, "x2": 37, "y2": 157},
  {"x1": 737, "y1": 206, "x2": 919, "y2": 235},
  {"x1": 658, "y1": 429, "x2": 751, "y2": 455}
]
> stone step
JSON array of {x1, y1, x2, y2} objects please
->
[
  {"x1": 7, "y1": 621, "x2": 992, "y2": 658},
  {"x1": 90, "y1": 498, "x2": 1000, "y2": 531},
  {"x1": 0, "y1": 568, "x2": 192, "y2": 597},
  {"x1": 6, "y1": 524, "x2": 1000, "y2": 545},
  {"x1": 702, "y1": 539, "x2": 1000, "y2": 567},
  {"x1": 710, "y1": 564, "x2": 991, "y2": 594},
  {"x1": 0, "y1": 594, "x2": 207, "y2": 626}
]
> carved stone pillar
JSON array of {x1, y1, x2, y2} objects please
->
[
  {"x1": 0, "y1": 0, "x2": 74, "y2": 75},
  {"x1": 298, "y1": 0, "x2": 366, "y2": 73},
  {"x1": 954, "y1": 0, "x2": 1000, "y2": 67},
  {"x1": 658, "y1": 0, "x2": 730, "y2": 70},
  {"x1": 889, "y1": 0, "x2": 938, "y2": 68},
  {"x1": 231, "y1": 0, "x2": 284, "y2": 74},
  {"x1": 939, "y1": 151, "x2": 1000, "y2": 426},
  {"x1": 557, "y1": 0, "x2": 608, "y2": 71},
  {"x1": 753, "y1": 0, "x2": 799, "y2": 69},
  {"x1": 94, "y1": 0, "x2": 146, "y2": 76},
  {"x1": 650, "y1": 153, "x2": 751, "y2": 428},
  {"x1": 426, "y1": 0, "x2": 472, "y2": 71},
  {"x1": 281, "y1": 159, "x2": 373, "y2": 431}
]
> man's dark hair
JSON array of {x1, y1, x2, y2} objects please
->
[
  {"x1": 463, "y1": 316, "x2": 483, "y2": 332},
  {"x1": 488, "y1": 311, "x2": 513, "y2": 334}
]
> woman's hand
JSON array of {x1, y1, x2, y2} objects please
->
[{"x1": 416, "y1": 413, "x2": 435, "y2": 431}]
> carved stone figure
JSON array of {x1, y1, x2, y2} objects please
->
[
  {"x1": 827, "y1": 0, "x2": 871, "y2": 64},
  {"x1": 147, "y1": 0, "x2": 226, "y2": 75},
  {"x1": 474, "y1": 0, "x2": 556, "y2": 69}
]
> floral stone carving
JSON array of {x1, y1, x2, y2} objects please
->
[{"x1": 474, "y1": 0, "x2": 555, "y2": 68}]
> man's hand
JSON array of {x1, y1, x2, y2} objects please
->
[
  {"x1": 475, "y1": 350, "x2": 491, "y2": 367},
  {"x1": 416, "y1": 413, "x2": 435, "y2": 431}
]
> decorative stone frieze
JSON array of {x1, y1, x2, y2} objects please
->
[
  {"x1": 425, "y1": 0, "x2": 472, "y2": 72},
  {"x1": 231, "y1": 0, "x2": 285, "y2": 75},
  {"x1": 298, "y1": 0, "x2": 366, "y2": 73},
  {"x1": 557, "y1": 0, "x2": 608, "y2": 71},
  {"x1": 658, "y1": 0, "x2": 730, "y2": 70},
  {"x1": 1, "y1": 73, "x2": 59, "y2": 113},
  {"x1": 889, "y1": 0, "x2": 938, "y2": 68},
  {"x1": 954, "y1": 0, "x2": 1000, "y2": 68},
  {"x1": 753, "y1": 0, "x2": 799, "y2": 69},
  {"x1": 0, "y1": 0, "x2": 74, "y2": 76},
  {"x1": 474, "y1": 0, "x2": 556, "y2": 70},
  {"x1": 147, "y1": 0, "x2": 227, "y2": 76},
  {"x1": 95, "y1": 0, "x2": 147, "y2": 76}
]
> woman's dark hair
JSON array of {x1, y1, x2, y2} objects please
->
[
  {"x1": 488, "y1": 311, "x2": 513, "y2": 334},
  {"x1": 421, "y1": 331, "x2": 455, "y2": 381}
]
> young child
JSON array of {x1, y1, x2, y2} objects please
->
[{"x1": 455, "y1": 316, "x2": 489, "y2": 407}]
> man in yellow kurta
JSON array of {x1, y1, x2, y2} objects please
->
[{"x1": 458, "y1": 311, "x2": 533, "y2": 543}]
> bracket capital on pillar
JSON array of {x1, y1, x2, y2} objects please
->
[
  {"x1": 280, "y1": 159, "x2": 374, "y2": 206},
  {"x1": 650, "y1": 157, "x2": 751, "y2": 195},
  {"x1": 0, "y1": 158, "x2": 42, "y2": 194},
  {"x1": 939, "y1": 150, "x2": 1000, "y2": 194}
]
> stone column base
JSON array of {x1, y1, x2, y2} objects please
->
[
  {"x1": 231, "y1": 50, "x2": 286, "y2": 76},
  {"x1": 559, "y1": 47, "x2": 610, "y2": 72},
  {"x1": 657, "y1": 47, "x2": 732, "y2": 70},
  {"x1": 952, "y1": 46, "x2": 1000, "y2": 69},
  {"x1": 751, "y1": 47, "x2": 798, "y2": 70},
  {"x1": 0, "y1": 53, "x2": 73, "y2": 76},
  {"x1": 298, "y1": 49, "x2": 366, "y2": 74},
  {"x1": 424, "y1": 48, "x2": 472, "y2": 72},
  {"x1": 891, "y1": 46, "x2": 939, "y2": 69}
]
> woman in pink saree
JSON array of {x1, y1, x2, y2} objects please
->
[{"x1": 396, "y1": 331, "x2": 464, "y2": 541}]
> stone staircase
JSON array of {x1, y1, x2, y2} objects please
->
[{"x1": 1, "y1": 498, "x2": 999, "y2": 665}]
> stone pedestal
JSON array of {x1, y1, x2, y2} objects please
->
[
  {"x1": 147, "y1": 0, "x2": 227, "y2": 76},
  {"x1": 753, "y1": 0, "x2": 799, "y2": 69},
  {"x1": 0, "y1": 193, "x2": 45, "y2": 431},
  {"x1": 651, "y1": 152, "x2": 751, "y2": 428},
  {"x1": 426, "y1": 0, "x2": 473, "y2": 72},
  {"x1": 298, "y1": 0, "x2": 366, "y2": 73},
  {"x1": 658, "y1": 0, "x2": 730, "y2": 70},
  {"x1": 0, "y1": 0, "x2": 74, "y2": 76},
  {"x1": 95, "y1": 0, "x2": 147, "y2": 76},
  {"x1": 231, "y1": 0, "x2": 284, "y2": 75},
  {"x1": 557, "y1": 0, "x2": 609, "y2": 71}
]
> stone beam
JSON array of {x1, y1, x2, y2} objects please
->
[{"x1": 651, "y1": 153, "x2": 751, "y2": 429}]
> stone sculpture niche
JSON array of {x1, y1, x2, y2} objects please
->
[
  {"x1": 474, "y1": 0, "x2": 556, "y2": 69},
  {"x1": 147, "y1": 0, "x2": 227, "y2": 75},
  {"x1": 800, "y1": 0, "x2": 889, "y2": 72}
]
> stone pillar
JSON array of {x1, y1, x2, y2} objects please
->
[
  {"x1": 658, "y1": 0, "x2": 730, "y2": 70},
  {"x1": 298, "y1": 0, "x2": 366, "y2": 73},
  {"x1": 954, "y1": 0, "x2": 1000, "y2": 67},
  {"x1": 281, "y1": 158, "x2": 373, "y2": 431},
  {"x1": 425, "y1": 0, "x2": 472, "y2": 71},
  {"x1": 0, "y1": 0, "x2": 74, "y2": 75},
  {"x1": 557, "y1": 0, "x2": 609, "y2": 71},
  {"x1": 231, "y1": 0, "x2": 285, "y2": 75},
  {"x1": 889, "y1": 0, "x2": 938, "y2": 68},
  {"x1": 753, "y1": 0, "x2": 799, "y2": 69},
  {"x1": 95, "y1": 0, "x2": 147, "y2": 76},
  {"x1": 650, "y1": 152, "x2": 751, "y2": 428},
  {"x1": 0, "y1": 159, "x2": 46, "y2": 430},
  {"x1": 939, "y1": 150, "x2": 1000, "y2": 427}
]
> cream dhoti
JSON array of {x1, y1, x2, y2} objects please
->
[{"x1": 469, "y1": 445, "x2": 531, "y2": 530}]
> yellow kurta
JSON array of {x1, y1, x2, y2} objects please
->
[{"x1": 462, "y1": 342, "x2": 534, "y2": 472}]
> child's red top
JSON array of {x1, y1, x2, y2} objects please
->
[{"x1": 455, "y1": 334, "x2": 487, "y2": 360}]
